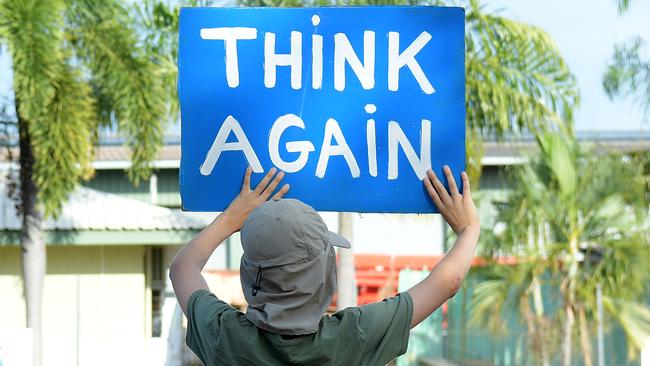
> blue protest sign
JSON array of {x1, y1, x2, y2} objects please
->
[{"x1": 179, "y1": 6, "x2": 465, "y2": 213}]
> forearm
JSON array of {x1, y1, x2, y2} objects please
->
[
  {"x1": 428, "y1": 224, "x2": 480, "y2": 292},
  {"x1": 169, "y1": 213, "x2": 238, "y2": 316},
  {"x1": 170, "y1": 168, "x2": 288, "y2": 316},
  {"x1": 171, "y1": 213, "x2": 237, "y2": 270},
  {"x1": 407, "y1": 224, "x2": 480, "y2": 327}
]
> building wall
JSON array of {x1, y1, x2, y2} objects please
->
[
  {"x1": 83, "y1": 169, "x2": 180, "y2": 208},
  {"x1": 84, "y1": 170, "x2": 152, "y2": 204},
  {"x1": 0, "y1": 245, "x2": 147, "y2": 366}
]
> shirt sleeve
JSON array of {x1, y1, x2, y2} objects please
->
[
  {"x1": 357, "y1": 292, "x2": 414, "y2": 365},
  {"x1": 185, "y1": 289, "x2": 234, "y2": 365}
]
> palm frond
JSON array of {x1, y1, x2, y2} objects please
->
[
  {"x1": 67, "y1": 0, "x2": 167, "y2": 184},
  {"x1": 0, "y1": 0, "x2": 97, "y2": 218},
  {"x1": 616, "y1": 0, "x2": 631, "y2": 14},
  {"x1": 469, "y1": 264, "x2": 534, "y2": 333},
  {"x1": 536, "y1": 130, "x2": 578, "y2": 198},
  {"x1": 586, "y1": 237, "x2": 650, "y2": 301},
  {"x1": 466, "y1": 1, "x2": 579, "y2": 135},
  {"x1": 603, "y1": 37, "x2": 650, "y2": 117},
  {"x1": 0, "y1": 0, "x2": 65, "y2": 121},
  {"x1": 30, "y1": 61, "x2": 95, "y2": 217},
  {"x1": 602, "y1": 296, "x2": 650, "y2": 358},
  {"x1": 469, "y1": 277, "x2": 511, "y2": 333},
  {"x1": 132, "y1": 0, "x2": 183, "y2": 122}
]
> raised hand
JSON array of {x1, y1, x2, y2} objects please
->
[
  {"x1": 408, "y1": 166, "x2": 480, "y2": 328},
  {"x1": 222, "y1": 167, "x2": 290, "y2": 232},
  {"x1": 423, "y1": 165, "x2": 479, "y2": 234}
]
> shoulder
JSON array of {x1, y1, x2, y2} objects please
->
[
  {"x1": 357, "y1": 292, "x2": 413, "y2": 335},
  {"x1": 356, "y1": 292, "x2": 414, "y2": 365},
  {"x1": 185, "y1": 289, "x2": 240, "y2": 346},
  {"x1": 358, "y1": 292, "x2": 413, "y2": 319},
  {"x1": 322, "y1": 292, "x2": 414, "y2": 330},
  {"x1": 187, "y1": 289, "x2": 235, "y2": 319}
]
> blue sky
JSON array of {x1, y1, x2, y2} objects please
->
[
  {"x1": 1, "y1": 1, "x2": 649, "y2": 132},
  {"x1": 484, "y1": 0, "x2": 650, "y2": 131}
]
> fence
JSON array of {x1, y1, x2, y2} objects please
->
[{"x1": 397, "y1": 270, "x2": 641, "y2": 366}]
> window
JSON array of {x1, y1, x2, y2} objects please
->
[{"x1": 151, "y1": 246, "x2": 164, "y2": 338}]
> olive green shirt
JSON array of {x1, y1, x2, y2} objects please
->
[{"x1": 185, "y1": 289, "x2": 413, "y2": 366}]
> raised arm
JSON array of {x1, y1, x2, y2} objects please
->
[
  {"x1": 407, "y1": 166, "x2": 480, "y2": 328},
  {"x1": 169, "y1": 167, "x2": 289, "y2": 316}
]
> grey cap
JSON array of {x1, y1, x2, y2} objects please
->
[{"x1": 240, "y1": 199, "x2": 350, "y2": 335}]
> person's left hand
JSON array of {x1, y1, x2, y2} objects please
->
[{"x1": 222, "y1": 166, "x2": 290, "y2": 232}]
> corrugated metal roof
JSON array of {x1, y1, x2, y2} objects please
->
[
  {"x1": 482, "y1": 138, "x2": 650, "y2": 157},
  {"x1": 93, "y1": 144, "x2": 181, "y2": 161},
  {"x1": 0, "y1": 182, "x2": 213, "y2": 231}
]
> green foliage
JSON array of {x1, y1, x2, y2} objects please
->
[
  {"x1": 0, "y1": 0, "x2": 65, "y2": 123},
  {"x1": 469, "y1": 262, "x2": 562, "y2": 364},
  {"x1": 0, "y1": 0, "x2": 96, "y2": 217},
  {"x1": 603, "y1": 37, "x2": 650, "y2": 117},
  {"x1": 481, "y1": 130, "x2": 650, "y2": 358},
  {"x1": 67, "y1": 0, "x2": 167, "y2": 184},
  {"x1": 536, "y1": 131, "x2": 578, "y2": 198},
  {"x1": 465, "y1": 0, "x2": 578, "y2": 136},
  {"x1": 616, "y1": 0, "x2": 631, "y2": 14},
  {"x1": 0, "y1": 0, "x2": 169, "y2": 216},
  {"x1": 603, "y1": 296, "x2": 650, "y2": 357},
  {"x1": 133, "y1": 0, "x2": 221, "y2": 125},
  {"x1": 30, "y1": 62, "x2": 95, "y2": 217},
  {"x1": 465, "y1": 128, "x2": 484, "y2": 187},
  {"x1": 134, "y1": 0, "x2": 182, "y2": 122},
  {"x1": 469, "y1": 265, "x2": 518, "y2": 334}
]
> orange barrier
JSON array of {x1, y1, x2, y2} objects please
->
[
  {"x1": 353, "y1": 255, "x2": 440, "y2": 305},
  {"x1": 351, "y1": 254, "x2": 518, "y2": 305},
  {"x1": 205, "y1": 255, "x2": 517, "y2": 308}
]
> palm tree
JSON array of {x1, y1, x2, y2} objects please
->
[
  {"x1": 603, "y1": 0, "x2": 650, "y2": 118},
  {"x1": 603, "y1": 37, "x2": 650, "y2": 117},
  {"x1": 0, "y1": 1, "x2": 168, "y2": 365},
  {"x1": 473, "y1": 130, "x2": 650, "y2": 365}
]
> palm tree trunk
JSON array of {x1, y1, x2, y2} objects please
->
[
  {"x1": 336, "y1": 212, "x2": 356, "y2": 310},
  {"x1": 578, "y1": 305, "x2": 594, "y2": 366},
  {"x1": 531, "y1": 276, "x2": 550, "y2": 366},
  {"x1": 562, "y1": 304, "x2": 575, "y2": 366},
  {"x1": 562, "y1": 234, "x2": 579, "y2": 366},
  {"x1": 521, "y1": 297, "x2": 538, "y2": 361},
  {"x1": 533, "y1": 224, "x2": 550, "y2": 366},
  {"x1": 18, "y1": 106, "x2": 46, "y2": 366}
]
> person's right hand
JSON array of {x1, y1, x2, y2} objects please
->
[{"x1": 423, "y1": 165, "x2": 479, "y2": 234}]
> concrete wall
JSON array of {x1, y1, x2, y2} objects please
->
[{"x1": 0, "y1": 245, "x2": 147, "y2": 366}]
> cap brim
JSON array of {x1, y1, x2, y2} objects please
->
[{"x1": 328, "y1": 231, "x2": 351, "y2": 249}]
